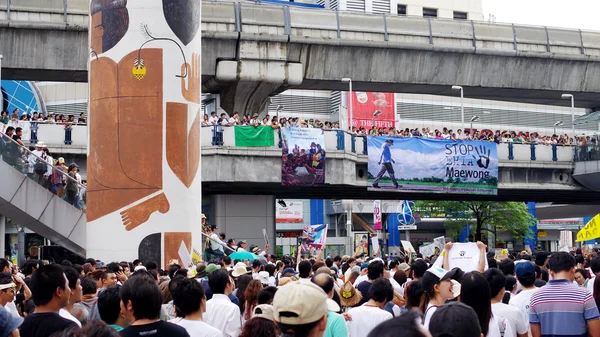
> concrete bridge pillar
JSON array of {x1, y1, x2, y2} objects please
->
[
  {"x1": 211, "y1": 194, "x2": 275, "y2": 255},
  {"x1": 204, "y1": 41, "x2": 303, "y2": 115}
]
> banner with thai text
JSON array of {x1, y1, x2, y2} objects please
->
[
  {"x1": 234, "y1": 125, "x2": 275, "y2": 147},
  {"x1": 367, "y1": 137, "x2": 498, "y2": 195},
  {"x1": 276, "y1": 201, "x2": 304, "y2": 223},
  {"x1": 348, "y1": 91, "x2": 395, "y2": 131},
  {"x1": 373, "y1": 200, "x2": 382, "y2": 230},
  {"x1": 281, "y1": 128, "x2": 325, "y2": 186}
]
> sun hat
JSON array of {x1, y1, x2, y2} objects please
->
[
  {"x1": 421, "y1": 266, "x2": 459, "y2": 293},
  {"x1": 252, "y1": 246, "x2": 261, "y2": 254},
  {"x1": 253, "y1": 304, "x2": 275, "y2": 321},
  {"x1": 231, "y1": 262, "x2": 251, "y2": 277},
  {"x1": 273, "y1": 281, "x2": 338, "y2": 325},
  {"x1": 195, "y1": 264, "x2": 207, "y2": 278},
  {"x1": 257, "y1": 271, "x2": 271, "y2": 285},
  {"x1": 0, "y1": 306, "x2": 22, "y2": 337},
  {"x1": 206, "y1": 263, "x2": 220, "y2": 274},
  {"x1": 338, "y1": 280, "x2": 362, "y2": 307},
  {"x1": 398, "y1": 263, "x2": 411, "y2": 272},
  {"x1": 278, "y1": 276, "x2": 296, "y2": 287}
]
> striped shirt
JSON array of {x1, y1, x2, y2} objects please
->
[{"x1": 529, "y1": 279, "x2": 600, "y2": 337}]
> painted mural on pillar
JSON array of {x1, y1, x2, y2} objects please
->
[{"x1": 87, "y1": 0, "x2": 202, "y2": 267}]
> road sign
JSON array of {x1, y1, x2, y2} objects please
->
[{"x1": 398, "y1": 225, "x2": 417, "y2": 230}]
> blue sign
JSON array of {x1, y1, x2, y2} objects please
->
[
  {"x1": 367, "y1": 137, "x2": 498, "y2": 195},
  {"x1": 398, "y1": 200, "x2": 415, "y2": 225}
]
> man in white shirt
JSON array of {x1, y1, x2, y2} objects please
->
[
  {"x1": 484, "y1": 268, "x2": 528, "y2": 337},
  {"x1": 203, "y1": 270, "x2": 241, "y2": 337},
  {"x1": 509, "y1": 261, "x2": 538, "y2": 335},
  {"x1": 209, "y1": 225, "x2": 228, "y2": 258},
  {"x1": 344, "y1": 278, "x2": 394, "y2": 337},
  {"x1": 173, "y1": 277, "x2": 222, "y2": 337},
  {"x1": 208, "y1": 112, "x2": 218, "y2": 125}
]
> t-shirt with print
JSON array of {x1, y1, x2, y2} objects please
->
[
  {"x1": 492, "y1": 302, "x2": 528, "y2": 336},
  {"x1": 509, "y1": 287, "x2": 538, "y2": 333},
  {"x1": 121, "y1": 320, "x2": 190, "y2": 337},
  {"x1": 20, "y1": 312, "x2": 78, "y2": 337}
]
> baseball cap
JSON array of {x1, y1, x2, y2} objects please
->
[
  {"x1": 273, "y1": 281, "x2": 339, "y2": 325},
  {"x1": 429, "y1": 302, "x2": 482, "y2": 337},
  {"x1": 253, "y1": 304, "x2": 275, "y2": 321},
  {"x1": 206, "y1": 264, "x2": 220, "y2": 274},
  {"x1": 515, "y1": 261, "x2": 535, "y2": 278},
  {"x1": 421, "y1": 266, "x2": 459, "y2": 293},
  {"x1": 282, "y1": 267, "x2": 298, "y2": 276}
]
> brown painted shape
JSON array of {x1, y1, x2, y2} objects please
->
[
  {"x1": 87, "y1": 49, "x2": 164, "y2": 223},
  {"x1": 121, "y1": 192, "x2": 170, "y2": 231},
  {"x1": 164, "y1": 232, "x2": 192, "y2": 269},
  {"x1": 166, "y1": 104, "x2": 200, "y2": 188}
]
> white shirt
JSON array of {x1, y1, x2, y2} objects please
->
[
  {"x1": 353, "y1": 275, "x2": 368, "y2": 287},
  {"x1": 210, "y1": 233, "x2": 226, "y2": 252},
  {"x1": 3, "y1": 301, "x2": 20, "y2": 319},
  {"x1": 587, "y1": 275, "x2": 595, "y2": 295},
  {"x1": 423, "y1": 303, "x2": 437, "y2": 330},
  {"x1": 488, "y1": 315, "x2": 502, "y2": 337},
  {"x1": 508, "y1": 287, "x2": 538, "y2": 334},
  {"x1": 491, "y1": 302, "x2": 528, "y2": 336},
  {"x1": 203, "y1": 294, "x2": 241, "y2": 337},
  {"x1": 59, "y1": 308, "x2": 82, "y2": 327},
  {"x1": 346, "y1": 305, "x2": 392, "y2": 337},
  {"x1": 209, "y1": 116, "x2": 218, "y2": 125},
  {"x1": 175, "y1": 319, "x2": 223, "y2": 337}
]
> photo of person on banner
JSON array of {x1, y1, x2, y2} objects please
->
[
  {"x1": 300, "y1": 224, "x2": 327, "y2": 253},
  {"x1": 281, "y1": 128, "x2": 326, "y2": 186},
  {"x1": 372, "y1": 138, "x2": 400, "y2": 189}
]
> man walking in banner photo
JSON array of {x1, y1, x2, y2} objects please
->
[{"x1": 372, "y1": 139, "x2": 400, "y2": 189}]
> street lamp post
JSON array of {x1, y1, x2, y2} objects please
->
[
  {"x1": 372, "y1": 110, "x2": 382, "y2": 131},
  {"x1": 452, "y1": 86, "x2": 464, "y2": 130},
  {"x1": 554, "y1": 121, "x2": 564, "y2": 136},
  {"x1": 470, "y1": 115, "x2": 480, "y2": 132},
  {"x1": 342, "y1": 78, "x2": 352, "y2": 132},
  {"x1": 276, "y1": 105, "x2": 284, "y2": 120},
  {"x1": 561, "y1": 94, "x2": 575, "y2": 134}
]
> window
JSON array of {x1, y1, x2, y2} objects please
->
[
  {"x1": 397, "y1": 4, "x2": 406, "y2": 15},
  {"x1": 453, "y1": 11, "x2": 468, "y2": 20},
  {"x1": 423, "y1": 7, "x2": 437, "y2": 18}
]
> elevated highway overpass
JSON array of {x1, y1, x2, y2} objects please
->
[{"x1": 5, "y1": 1, "x2": 600, "y2": 109}]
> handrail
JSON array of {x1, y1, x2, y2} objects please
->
[{"x1": 0, "y1": 131, "x2": 86, "y2": 192}]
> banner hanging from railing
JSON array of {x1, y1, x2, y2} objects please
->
[
  {"x1": 348, "y1": 91, "x2": 395, "y2": 131},
  {"x1": 281, "y1": 128, "x2": 326, "y2": 187},
  {"x1": 367, "y1": 137, "x2": 498, "y2": 195},
  {"x1": 234, "y1": 125, "x2": 275, "y2": 147}
]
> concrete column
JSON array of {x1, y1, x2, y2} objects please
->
[
  {"x1": 0, "y1": 215, "x2": 5, "y2": 259},
  {"x1": 213, "y1": 195, "x2": 275, "y2": 254},
  {"x1": 87, "y1": 1, "x2": 202, "y2": 268},
  {"x1": 17, "y1": 228, "x2": 25, "y2": 267}
]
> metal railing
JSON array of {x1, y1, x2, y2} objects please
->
[
  {"x1": 202, "y1": 126, "x2": 575, "y2": 162},
  {"x1": 0, "y1": 131, "x2": 86, "y2": 210},
  {"x1": 1, "y1": 121, "x2": 87, "y2": 147},
  {"x1": 3, "y1": 0, "x2": 87, "y2": 23},
  {"x1": 574, "y1": 145, "x2": 600, "y2": 162}
]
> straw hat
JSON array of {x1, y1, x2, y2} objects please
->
[
  {"x1": 339, "y1": 281, "x2": 362, "y2": 307},
  {"x1": 278, "y1": 276, "x2": 297, "y2": 287}
]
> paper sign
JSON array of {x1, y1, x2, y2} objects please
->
[
  {"x1": 433, "y1": 236, "x2": 445, "y2": 251},
  {"x1": 262, "y1": 228, "x2": 269, "y2": 245},
  {"x1": 576, "y1": 214, "x2": 600, "y2": 242},
  {"x1": 177, "y1": 241, "x2": 192, "y2": 268},
  {"x1": 443, "y1": 242, "x2": 488, "y2": 272},
  {"x1": 371, "y1": 237, "x2": 380, "y2": 255},
  {"x1": 401, "y1": 240, "x2": 415, "y2": 253},
  {"x1": 419, "y1": 243, "x2": 436, "y2": 257}
]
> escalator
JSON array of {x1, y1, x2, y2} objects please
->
[{"x1": 0, "y1": 133, "x2": 86, "y2": 256}]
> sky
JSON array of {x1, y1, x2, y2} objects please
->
[{"x1": 482, "y1": 0, "x2": 600, "y2": 31}]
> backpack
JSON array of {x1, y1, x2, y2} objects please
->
[{"x1": 34, "y1": 158, "x2": 46, "y2": 174}]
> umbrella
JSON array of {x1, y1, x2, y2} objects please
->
[{"x1": 229, "y1": 251, "x2": 259, "y2": 261}]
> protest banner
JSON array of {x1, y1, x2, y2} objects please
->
[
  {"x1": 234, "y1": 125, "x2": 275, "y2": 147},
  {"x1": 281, "y1": 128, "x2": 326, "y2": 187}
]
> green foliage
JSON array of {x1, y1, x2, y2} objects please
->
[{"x1": 415, "y1": 200, "x2": 534, "y2": 242}]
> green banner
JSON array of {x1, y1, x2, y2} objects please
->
[{"x1": 234, "y1": 126, "x2": 275, "y2": 147}]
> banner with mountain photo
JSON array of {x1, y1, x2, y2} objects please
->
[
  {"x1": 281, "y1": 128, "x2": 326, "y2": 186},
  {"x1": 367, "y1": 137, "x2": 498, "y2": 195}
]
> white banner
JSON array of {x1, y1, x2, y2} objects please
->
[{"x1": 276, "y1": 201, "x2": 303, "y2": 223}]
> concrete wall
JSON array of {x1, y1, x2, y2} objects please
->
[{"x1": 212, "y1": 195, "x2": 276, "y2": 254}]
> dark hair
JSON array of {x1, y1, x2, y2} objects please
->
[
  {"x1": 240, "y1": 317, "x2": 279, "y2": 337},
  {"x1": 105, "y1": 262, "x2": 121, "y2": 274},
  {"x1": 411, "y1": 260, "x2": 427, "y2": 279},
  {"x1": 577, "y1": 268, "x2": 590, "y2": 280},
  {"x1": 98, "y1": 286, "x2": 122, "y2": 324},
  {"x1": 119, "y1": 274, "x2": 162, "y2": 320},
  {"x1": 132, "y1": 259, "x2": 142, "y2": 267},
  {"x1": 237, "y1": 274, "x2": 253, "y2": 313},
  {"x1": 277, "y1": 319, "x2": 321, "y2": 337},
  {"x1": 223, "y1": 256, "x2": 232, "y2": 266},
  {"x1": 81, "y1": 277, "x2": 97, "y2": 296},
  {"x1": 61, "y1": 260, "x2": 73, "y2": 267},
  {"x1": 369, "y1": 278, "x2": 394, "y2": 303},
  {"x1": 498, "y1": 258, "x2": 515, "y2": 276},
  {"x1": 90, "y1": 0, "x2": 129, "y2": 53},
  {"x1": 405, "y1": 280, "x2": 424, "y2": 310},
  {"x1": 548, "y1": 252, "x2": 575, "y2": 274},
  {"x1": 535, "y1": 251, "x2": 549, "y2": 266},
  {"x1": 503, "y1": 276, "x2": 517, "y2": 304},
  {"x1": 393, "y1": 270, "x2": 407, "y2": 286},
  {"x1": 367, "y1": 261, "x2": 384, "y2": 280},
  {"x1": 591, "y1": 256, "x2": 600, "y2": 274},
  {"x1": 298, "y1": 261, "x2": 312, "y2": 278},
  {"x1": 252, "y1": 260, "x2": 263, "y2": 270},
  {"x1": 209, "y1": 269, "x2": 231, "y2": 294},
  {"x1": 85, "y1": 258, "x2": 97, "y2": 267},
  {"x1": 594, "y1": 277, "x2": 600, "y2": 310},
  {"x1": 483, "y1": 268, "x2": 506, "y2": 298},
  {"x1": 168, "y1": 264, "x2": 181, "y2": 279},
  {"x1": 52, "y1": 320, "x2": 120, "y2": 337},
  {"x1": 367, "y1": 310, "x2": 428, "y2": 337},
  {"x1": 172, "y1": 278, "x2": 205, "y2": 316},
  {"x1": 63, "y1": 266, "x2": 80, "y2": 290},
  {"x1": 460, "y1": 271, "x2": 492, "y2": 336},
  {"x1": 72, "y1": 264, "x2": 84, "y2": 275},
  {"x1": 333, "y1": 256, "x2": 342, "y2": 262},
  {"x1": 22, "y1": 260, "x2": 38, "y2": 276},
  {"x1": 488, "y1": 258, "x2": 498, "y2": 269},
  {"x1": 31, "y1": 264, "x2": 68, "y2": 306},
  {"x1": 145, "y1": 261, "x2": 158, "y2": 271},
  {"x1": 0, "y1": 258, "x2": 9, "y2": 272},
  {"x1": 429, "y1": 302, "x2": 482, "y2": 337},
  {"x1": 258, "y1": 286, "x2": 278, "y2": 305}
]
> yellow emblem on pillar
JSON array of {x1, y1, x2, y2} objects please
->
[{"x1": 132, "y1": 58, "x2": 146, "y2": 81}]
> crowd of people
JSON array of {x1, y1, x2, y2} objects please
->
[
  {"x1": 3, "y1": 228, "x2": 600, "y2": 337},
  {"x1": 0, "y1": 109, "x2": 86, "y2": 125},
  {"x1": 201, "y1": 111, "x2": 587, "y2": 146},
  {"x1": 0, "y1": 126, "x2": 85, "y2": 209}
]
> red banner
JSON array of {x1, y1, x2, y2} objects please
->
[{"x1": 348, "y1": 92, "x2": 395, "y2": 131}]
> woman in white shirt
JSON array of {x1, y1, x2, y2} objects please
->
[
  {"x1": 459, "y1": 271, "x2": 502, "y2": 337},
  {"x1": 420, "y1": 267, "x2": 458, "y2": 330}
]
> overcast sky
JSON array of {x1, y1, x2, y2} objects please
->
[{"x1": 482, "y1": 0, "x2": 600, "y2": 31}]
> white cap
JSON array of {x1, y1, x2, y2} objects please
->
[
  {"x1": 273, "y1": 281, "x2": 339, "y2": 325},
  {"x1": 257, "y1": 271, "x2": 271, "y2": 285}
]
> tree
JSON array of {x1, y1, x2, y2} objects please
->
[{"x1": 416, "y1": 200, "x2": 534, "y2": 243}]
